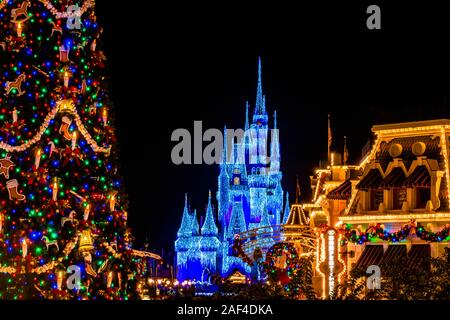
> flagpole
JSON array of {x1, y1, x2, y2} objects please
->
[
  {"x1": 328, "y1": 113, "x2": 331, "y2": 165},
  {"x1": 295, "y1": 175, "x2": 301, "y2": 204}
]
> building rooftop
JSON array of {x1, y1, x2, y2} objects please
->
[{"x1": 372, "y1": 119, "x2": 450, "y2": 133}]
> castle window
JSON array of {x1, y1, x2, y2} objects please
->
[
  {"x1": 416, "y1": 187, "x2": 430, "y2": 209},
  {"x1": 393, "y1": 188, "x2": 407, "y2": 210},
  {"x1": 370, "y1": 189, "x2": 384, "y2": 210}
]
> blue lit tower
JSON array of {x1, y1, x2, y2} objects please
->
[
  {"x1": 175, "y1": 58, "x2": 285, "y2": 280},
  {"x1": 247, "y1": 57, "x2": 270, "y2": 230},
  {"x1": 268, "y1": 111, "x2": 283, "y2": 226},
  {"x1": 200, "y1": 191, "x2": 221, "y2": 278}
]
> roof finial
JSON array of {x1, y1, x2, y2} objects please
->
[
  {"x1": 223, "y1": 125, "x2": 227, "y2": 163},
  {"x1": 208, "y1": 190, "x2": 212, "y2": 199},
  {"x1": 184, "y1": 193, "x2": 188, "y2": 207}
]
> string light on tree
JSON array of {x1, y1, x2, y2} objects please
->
[
  {"x1": 102, "y1": 108, "x2": 108, "y2": 126},
  {"x1": 17, "y1": 22, "x2": 22, "y2": 37},
  {"x1": 12, "y1": 107, "x2": 18, "y2": 123},
  {"x1": 63, "y1": 71, "x2": 70, "y2": 88},
  {"x1": 35, "y1": 149, "x2": 41, "y2": 170},
  {"x1": 71, "y1": 131, "x2": 77, "y2": 150}
]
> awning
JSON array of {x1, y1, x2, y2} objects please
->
[
  {"x1": 380, "y1": 245, "x2": 407, "y2": 267},
  {"x1": 328, "y1": 178, "x2": 352, "y2": 200},
  {"x1": 356, "y1": 169, "x2": 383, "y2": 190},
  {"x1": 407, "y1": 244, "x2": 431, "y2": 270},
  {"x1": 403, "y1": 166, "x2": 431, "y2": 188},
  {"x1": 379, "y1": 167, "x2": 406, "y2": 188},
  {"x1": 354, "y1": 245, "x2": 384, "y2": 271}
]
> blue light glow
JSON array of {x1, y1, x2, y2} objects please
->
[{"x1": 175, "y1": 59, "x2": 285, "y2": 281}]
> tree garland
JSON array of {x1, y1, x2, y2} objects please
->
[
  {"x1": 38, "y1": 0, "x2": 94, "y2": 19},
  {"x1": 0, "y1": 101, "x2": 111, "y2": 154},
  {"x1": 0, "y1": 234, "x2": 79, "y2": 274},
  {"x1": 342, "y1": 220, "x2": 450, "y2": 244}
]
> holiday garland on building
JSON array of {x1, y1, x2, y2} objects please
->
[
  {"x1": 0, "y1": 0, "x2": 149, "y2": 300},
  {"x1": 342, "y1": 220, "x2": 450, "y2": 244}
]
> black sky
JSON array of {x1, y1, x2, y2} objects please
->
[{"x1": 94, "y1": 1, "x2": 450, "y2": 255}]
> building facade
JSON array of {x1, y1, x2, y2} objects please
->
[
  {"x1": 310, "y1": 119, "x2": 450, "y2": 297},
  {"x1": 175, "y1": 59, "x2": 286, "y2": 281}
]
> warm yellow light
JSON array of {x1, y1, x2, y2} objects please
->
[{"x1": 17, "y1": 22, "x2": 22, "y2": 37}]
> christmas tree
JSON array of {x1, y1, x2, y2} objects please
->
[{"x1": 0, "y1": 0, "x2": 146, "y2": 300}]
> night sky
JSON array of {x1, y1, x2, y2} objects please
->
[{"x1": 94, "y1": 1, "x2": 450, "y2": 256}]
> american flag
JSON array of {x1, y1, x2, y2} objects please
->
[
  {"x1": 295, "y1": 176, "x2": 301, "y2": 204},
  {"x1": 328, "y1": 114, "x2": 332, "y2": 148}
]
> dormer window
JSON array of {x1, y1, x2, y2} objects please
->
[
  {"x1": 393, "y1": 188, "x2": 407, "y2": 210},
  {"x1": 416, "y1": 187, "x2": 431, "y2": 209},
  {"x1": 370, "y1": 189, "x2": 384, "y2": 210}
]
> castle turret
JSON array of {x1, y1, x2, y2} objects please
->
[
  {"x1": 200, "y1": 191, "x2": 220, "y2": 275},
  {"x1": 269, "y1": 111, "x2": 280, "y2": 174},
  {"x1": 175, "y1": 195, "x2": 193, "y2": 281},
  {"x1": 177, "y1": 194, "x2": 191, "y2": 237}
]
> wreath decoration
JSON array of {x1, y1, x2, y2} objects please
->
[{"x1": 263, "y1": 242, "x2": 299, "y2": 285}]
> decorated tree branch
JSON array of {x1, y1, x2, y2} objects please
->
[{"x1": 0, "y1": 0, "x2": 148, "y2": 300}]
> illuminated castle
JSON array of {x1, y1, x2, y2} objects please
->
[{"x1": 175, "y1": 59, "x2": 285, "y2": 281}]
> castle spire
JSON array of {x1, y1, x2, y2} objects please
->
[
  {"x1": 282, "y1": 192, "x2": 290, "y2": 224},
  {"x1": 269, "y1": 110, "x2": 280, "y2": 173},
  {"x1": 177, "y1": 194, "x2": 192, "y2": 237},
  {"x1": 201, "y1": 190, "x2": 218, "y2": 236},
  {"x1": 254, "y1": 57, "x2": 266, "y2": 115},
  {"x1": 191, "y1": 209, "x2": 200, "y2": 236},
  {"x1": 245, "y1": 101, "x2": 249, "y2": 131}
]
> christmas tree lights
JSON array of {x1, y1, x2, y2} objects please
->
[{"x1": 0, "y1": 0, "x2": 148, "y2": 300}]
